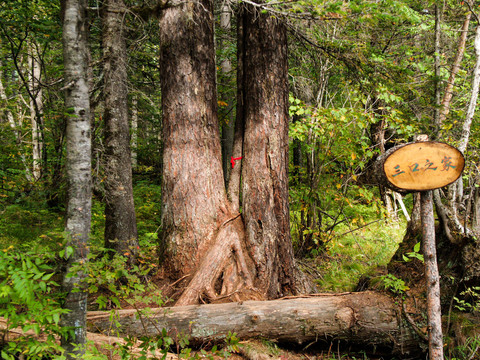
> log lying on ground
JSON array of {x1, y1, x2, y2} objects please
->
[{"x1": 87, "y1": 291, "x2": 423, "y2": 357}]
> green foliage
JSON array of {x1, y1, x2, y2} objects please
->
[
  {"x1": 82, "y1": 248, "x2": 164, "y2": 311},
  {"x1": 454, "y1": 286, "x2": 480, "y2": 313},
  {"x1": 0, "y1": 247, "x2": 68, "y2": 359},
  {"x1": 402, "y1": 242, "x2": 424, "y2": 263},
  {"x1": 379, "y1": 273, "x2": 409, "y2": 295}
]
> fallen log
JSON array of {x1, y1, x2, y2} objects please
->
[{"x1": 87, "y1": 291, "x2": 424, "y2": 358}]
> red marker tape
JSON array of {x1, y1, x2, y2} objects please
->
[{"x1": 231, "y1": 156, "x2": 243, "y2": 169}]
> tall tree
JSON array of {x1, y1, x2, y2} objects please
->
[
  {"x1": 240, "y1": 2, "x2": 301, "y2": 298},
  {"x1": 159, "y1": 0, "x2": 307, "y2": 306},
  {"x1": 60, "y1": 0, "x2": 91, "y2": 357},
  {"x1": 101, "y1": 0, "x2": 138, "y2": 255}
]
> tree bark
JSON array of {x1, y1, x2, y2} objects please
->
[
  {"x1": 159, "y1": 0, "x2": 309, "y2": 305},
  {"x1": 101, "y1": 0, "x2": 139, "y2": 255},
  {"x1": 87, "y1": 292, "x2": 423, "y2": 357},
  {"x1": 158, "y1": 0, "x2": 256, "y2": 306},
  {"x1": 240, "y1": 2, "x2": 304, "y2": 298},
  {"x1": 437, "y1": 12, "x2": 471, "y2": 129},
  {"x1": 61, "y1": 0, "x2": 92, "y2": 357},
  {"x1": 28, "y1": 41, "x2": 44, "y2": 181},
  {"x1": 421, "y1": 191, "x2": 444, "y2": 360}
]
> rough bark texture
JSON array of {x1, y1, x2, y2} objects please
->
[
  {"x1": 159, "y1": 0, "x2": 309, "y2": 305},
  {"x1": 159, "y1": 0, "x2": 228, "y2": 275},
  {"x1": 102, "y1": 0, "x2": 138, "y2": 254},
  {"x1": 87, "y1": 292, "x2": 423, "y2": 358},
  {"x1": 159, "y1": 0, "x2": 255, "y2": 306},
  {"x1": 61, "y1": 0, "x2": 91, "y2": 357},
  {"x1": 241, "y1": 3, "x2": 302, "y2": 298}
]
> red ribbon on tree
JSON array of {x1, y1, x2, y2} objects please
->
[{"x1": 230, "y1": 156, "x2": 243, "y2": 169}]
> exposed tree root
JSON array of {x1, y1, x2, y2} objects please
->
[{"x1": 176, "y1": 215, "x2": 262, "y2": 306}]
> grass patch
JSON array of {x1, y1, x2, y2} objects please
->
[{"x1": 314, "y1": 218, "x2": 406, "y2": 292}]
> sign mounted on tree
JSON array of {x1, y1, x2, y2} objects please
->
[{"x1": 379, "y1": 141, "x2": 464, "y2": 193}]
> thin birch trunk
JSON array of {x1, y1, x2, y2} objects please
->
[
  {"x1": 60, "y1": 0, "x2": 92, "y2": 357},
  {"x1": 131, "y1": 95, "x2": 138, "y2": 169},
  {"x1": 28, "y1": 42, "x2": 44, "y2": 181}
]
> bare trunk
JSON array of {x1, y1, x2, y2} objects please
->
[
  {"x1": 87, "y1": 292, "x2": 422, "y2": 357},
  {"x1": 159, "y1": 0, "x2": 255, "y2": 306},
  {"x1": 438, "y1": 12, "x2": 471, "y2": 128},
  {"x1": 28, "y1": 42, "x2": 43, "y2": 181},
  {"x1": 241, "y1": 3, "x2": 304, "y2": 297},
  {"x1": 421, "y1": 191, "x2": 444, "y2": 360},
  {"x1": 131, "y1": 95, "x2": 138, "y2": 170},
  {"x1": 101, "y1": 0, "x2": 138, "y2": 254},
  {"x1": 61, "y1": 0, "x2": 92, "y2": 357},
  {"x1": 433, "y1": 3, "x2": 442, "y2": 134}
]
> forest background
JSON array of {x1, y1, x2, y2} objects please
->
[{"x1": 1, "y1": 0, "x2": 480, "y2": 359}]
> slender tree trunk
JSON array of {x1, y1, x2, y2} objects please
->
[
  {"x1": 241, "y1": 3, "x2": 302, "y2": 297},
  {"x1": 131, "y1": 95, "x2": 138, "y2": 169},
  {"x1": 438, "y1": 12, "x2": 471, "y2": 128},
  {"x1": 28, "y1": 42, "x2": 44, "y2": 181},
  {"x1": 433, "y1": 3, "x2": 442, "y2": 135},
  {"x1": 60, "y1": 0, "x2": 92, "y2": 357},
  {"x1": 101, "y1": 0, "x2": 138, "y2": 254},
  {"x1": 421, "y1": 191, "x2": 444, "y2": 360}
]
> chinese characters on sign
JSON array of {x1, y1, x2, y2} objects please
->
[
  {"x1": 391, "y1": 156, "x2": 457, "y2": 178},
  {"x1": 383, "y1": 142, "x2": 465, "y2": 191}
]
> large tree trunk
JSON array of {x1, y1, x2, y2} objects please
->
[
  {"x1": 159, "y1": 0, "x2": 308, "y2": 306},
  {"x1": 158, "y1": 0, "x2": 254, "y2": 306},
  {"x1": 240, "y1": 2, "x2": 304, "y2": 297},
  {"x1": 60, "y1": 0, "x2": 92, "y2": 357},
  {"x1": 101, "y1": 0, "x2": 138, "y2": 255},
  {"x1": 87, "y1": 292, "x2": 423, "y2": 358}
]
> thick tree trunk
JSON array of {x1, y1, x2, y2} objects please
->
[
  {"x1": 61, "y1": 0, "x2": 92, "y2": 357},
  {"x1": 159, "y1": 0, "x2": 309, "y2": 306},
  {"x1": 101, "y1": 0, "x2": 138, "y2": 254},
  {"x1": 241, "y1": 2, "x2": 304, "y2": 297},
  {"x1": 159, "y1": 0, "x2": 256, "y2": 306},
  {"x1": 87, "y1": 292, "x2": 422, "y2": 357}
]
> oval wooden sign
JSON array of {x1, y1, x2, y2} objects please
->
[{"x1": 383, "y1": 142, "x2": 464, "y2": 191}]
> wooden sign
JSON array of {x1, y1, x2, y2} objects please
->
[{"x1": 383, "y1": 142, "x2": 464, "y2": 192}]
